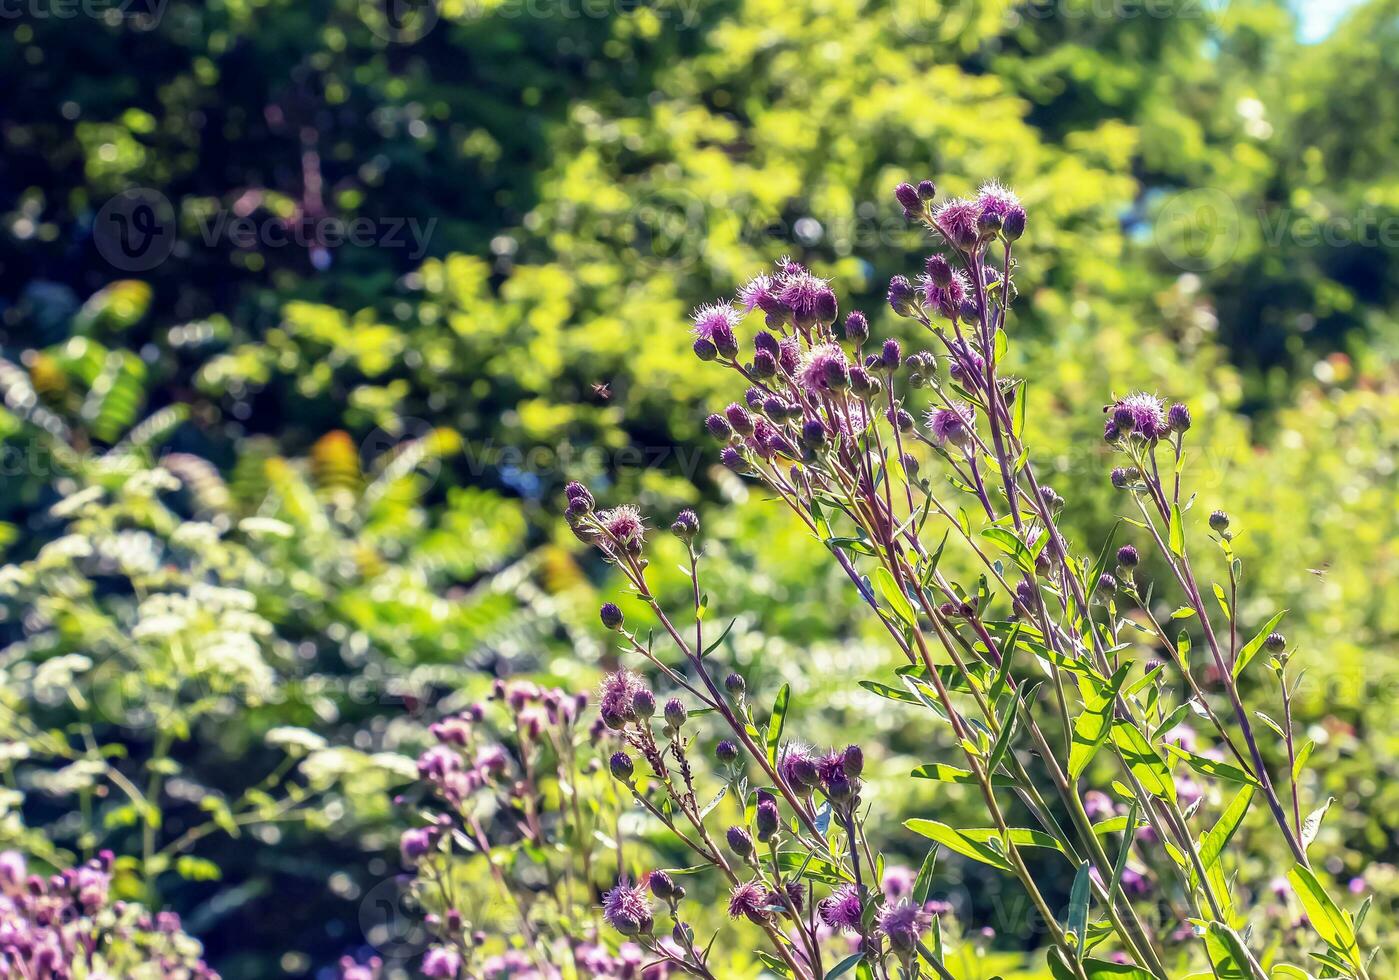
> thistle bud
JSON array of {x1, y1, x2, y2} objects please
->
[
  {"x1": 631, "y1": 689, "x2": 656, "y2": 718},
  {"x1": 1209, "y1": 510, "x2": 1230, "y2": 533},
  {"x1": 1002, "y1": 206, "x2": 1026, "y2": 241},
  {"x1": 801, "y1": 418, "x2": 827, "y2": 449},
  {"x1": 610, "y1": 751, "x2": 634, "y2": 780},
  {"x1": 977, "y1": 209, "x2": 1003, "y2": 237},
  {"x1": 755, "y1": 799, "x2": 780, "y2": 842},
  {"x1": 815, "y1": 288, "x2": 839, "y2": 324},
  {"x1": 716, "y1": 740, "x2": 739, "y2": 764},
  {"x1": 1110, "y1": 466, "x2": 1139, "y2": 489},
  {"x1": 901, "y1": 453, "x2": 919, "y2": 479},
  {"x1": 670, "y1": 508, "x2": 699, "y2": 541},
  {"x1": 881, "y1": 338, "x2": 902, "y2": 371},
  {"x1": 849, "y1": 365, "x2": 877, "y2": 397},
  {"x1": 752, "y1": 349, "x2": 778, "y2": 378},
  {"x1": 843, "y1": 310, "x2": 869, "y2": 345},
  {"x1": 649, "y1": 870, "x2": 676, "y2": 900},
  {"x1": 693, "y1": 337, "x2": 718, "y2": 361},
  {"x1": 600, "y1": 602, "x2": 624, "y2": 630},
  {"x1": 1097, "y1": 573, "x2": 1117, "y2": 595},
  {"x1": 705, "y1": 413, "x2": 732, "y2": 440},
  {"x1": 725, "y1": 403, "x2": 754, "y2": 436},
  {"x1": 726, "y1": 826, "x2": 755, "y2": 858},
  {"x1": 724, "y1": 673, "x2": 746, "y2": 697},
  {"x1": 894, "y1": 182, "x2": 921, "y2": 213},
  {"x1": 1168, "y1": 403, "x2": 1192, "y2": 433},
  {"x1": 917, "y1": 179, "x2": 937, "y2": 202},
  {"x1": 887, "y1": 276, "x2": 918, "y2": 317},
  {"x1": 720, "y1": 446, "x2": 744, "y2": 471},
  {"x1": 565, "y1": 482, "x2": 595, "y2": 510},
  {"x1": 663, "y1": 698, "x2": 687, "y2": 730},
  {"x1": 840, "y1": 745, "x2": 864, "y2": 778},
  {"x1": 924, "y1": 253, "x2": 953, "y2": 288},
  {"x1": 1264, "y1": 632, "x2": 1287, "y2": 653},
  {"x1": 1116, "y1": 545, "x2": 1140, "y2": 568}
]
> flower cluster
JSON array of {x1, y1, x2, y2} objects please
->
[
  {"x1": 0, "y1": 850, "x2": 216, "y2": 978},
  {"x1": 554, "y1": 172, "x2": 1376, "y2": 980}
]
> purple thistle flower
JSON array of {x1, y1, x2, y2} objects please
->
[
  {"x1": 779, "y1": 746, "x2": 820, "y2": 790},
  {"x1": 777, "y1": 269, "x2": 834, "y2": 328},
  {"x1": 976, "y1": 180, "x2": 1021, "y2": 219},
  {"x1": 738, "y1": 274, "x2": 780, "y2": 314},
  {"x1": 877, "y1": 900, "x2": 931, "y2": 953},
  {"x1": 598, "y1": 670, "x2": 644, "y2": 729},
  {"x1": 920, "y1": 267, "x2": 970, "y2": 320},
  {"x1": 882, "y1": 865, "x2": 915, "y2": 900},
  {"x1": 691, "y1": 301, "x2": 740, "y2": 342},
  {"x1": 818, "y1": 884, "x2": 863, "y2": 931},
  {"x1": 778, "y1": 336, "x2": 801, "y2": 375},
  {"x1": 400, "y1": 827, "x2": 433, "y2": 866},
  {"x1": 798, "y1": 343, "x2": 852, "y2": 395},
  {"x1": 727, "y1": 881, "x2": 770, "y2": 923},
  {"x1": 1110, "y1": 393, "x2": 1167, "y2": 440},
  {"x1": 933, "y1": 198, "x2": 982, "y2": 250},
  {"x1": 600, "y1": 504, "x2": 646, "y2": 553},
  {"x1": 927, "y1": 401, "x2": 976, "y2": 449},
  {"x1": 603, "y1": 879, "x2": 655, "y2": 936},
  {"x1": 421, "y1": 947, "x2": 461, "y2": 978}
]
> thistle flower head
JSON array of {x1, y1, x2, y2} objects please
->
[
  {"x1": 422, "y1": 947, "x2": 462, "y2": 978},
  {"x1": 927, "y1": 401, "x2": 976, "y2": 449},
  {"x1": 877, "y1": 900, "x2": 931, "y2": 953},
  {"x1": 818, "y1": 884, "x2": 863, "y2": 931},
  {"x1": 727, "y1": 880, "x2": 770, "y2": 923},
  {"x1": 691, "y1": 302, "x2": 739, "y2": 341},
  {"x1": 777, "y1": 269, "x2": 834, "y2": 327},
  {"x1": 976, "y1": 180, "x2": 1021, "y2": 219},
  {"x1": 599, "y1": 504, "x2": 646, "y2": 553},
  {"x1": 598, "y1": 670, "x2": 644, "y2": 729},
  {"x1": 887, "y1": 275, "x2": 918, "y2": 316},
  {"x1": 738, "y1": 274, "x2": 779, "y2": 314},
  {"x1": 920, "y1": 267, "x2": 970, "y2": 320},
  {"x1": 1110, "y1": 393, "x2": 1167, "y2": 440},
  {"x1": 894, "y1": 182, "x2": 921, "y2": 213},
  {"x1": 933, "y1": 198, "x2": 982, "y2": 249},
  {"x1": 798, "y1": 343, "x2": 851, "y2": 395},
  {"x1": 778, "y1": 745, "x2": 820, "y2": 790},
  {"x1": 603, "y1": 878, "x2": 655, "y2": 936}
]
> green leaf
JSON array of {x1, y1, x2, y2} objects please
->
[
  {"x1": 1300, "y1": 797, "x2": 1333, "y2": 854},
  {"x1": 905, "y1": 819, "x2": 1011, "y2": 871},
  {"x1": 1070, "y1": 664, "x2": 1131, "y2": 777},
  {"x1": 986, "y1": 685, "x2": 1031, "y2": 775},
  {"x1": 910, "y1": 763, "x2": 1017, "y2": 788},
  {"x1": 1067, "y1": 860, "x2": 1091, "y2": 959},
  {"x1": 981, "y1": 527, "x2": 1035, "y2": 574},
  {"x1": 912, "y1": 845, "x2": 938, "y2": 905},
  {"x1": 1203, "y1": 922, "x2": 1252, "y2": 979},
  {"x1": 859, "y1": 680, "x2": 921, "y2": 704},
  {"x1": 1163, "y1": 743, "x2": 1259, "y2": 785},
  {"x1": 1270, "y1": 967, "x2": 1317, "y2": 980},
  {"x1": 1293, "y1": 738, "x2": 1315, "y2": 782},
  {"x1": 1286, "y1": 865, "x2": 1361, "y2": 968},
  {"x1": 875, "y1": 567, "x2": 917, "y2": 627},
  {"x1": 1168, "y1": 504, "x2": 1185, "y2": 556},
  {"x1": 1048, "y1": 950, "x2": 1155, "y2": 979},
  {"x1": 1110, "y1": 722, "x2": 1176, "y2": 802},
  {"x1": 766, "y1": 684, "x2": 790, "y2": 766},
  {"x1": 1233, "y1": 609, "x2": 1288, "y2": 679}
]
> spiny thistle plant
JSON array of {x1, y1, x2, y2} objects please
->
[
  {"x1": 387, "y1": 680, "x2": 641, "y2": 979},
  {"x1": 563, "y1": 177, "x2": 1380, "y2": 979}
]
